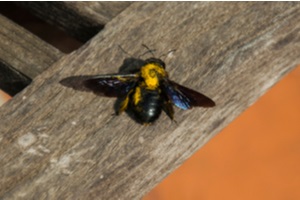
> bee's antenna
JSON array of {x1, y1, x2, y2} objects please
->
[
  {"x1": 159, "y1": 49, "x2": 176, "y2": 59},
  {"x1": 139, "y1": 44, "x2": 156, "y2": 58},
  {"x1": 118, "y1": 45, "x2": 133, "y2": 57}
]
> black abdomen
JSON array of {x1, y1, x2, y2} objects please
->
[{"x1": 130, "y1": 89, "x2": 162, "y2": 124}]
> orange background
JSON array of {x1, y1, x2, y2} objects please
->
[
  {"x1": 0, "y1": 91, "x2": 11, "y2": 106},
  {"x1": 144, "y1": 65, "x2": 300, "y2": 200}
]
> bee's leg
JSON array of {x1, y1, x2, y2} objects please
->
[
  {"x1": 115, "y1": 89, "x2": 134, "y2": 115},
  {"x1": 116, "y1": 96, "x2": 130, "y2": 115},
  {"x1": 162, "y1": 100, "x2": 174, "y2": 121}
]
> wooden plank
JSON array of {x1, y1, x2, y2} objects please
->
[
  {"x1": 0, "y1": 15, "x2": 63, "y2": 95},
  {"x1": 16, "y1": 2, "x2": 132, "y2": 42},
  {"x1": 0, "y1": 15, "x2": 63, "y2": 79},
  {"x1": 0, "y1": 2, "x2": 300, "y2": 199}
]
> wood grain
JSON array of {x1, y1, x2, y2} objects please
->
[
  {"x1": 1, "y1": 2, "x2": 300, "y2": 199},
  {"x1": 0, "y1": 15, "x2": 63, "y2": 79},
  {"x1": 0, "y1": 15, "x2": 63, "y2": 95}
]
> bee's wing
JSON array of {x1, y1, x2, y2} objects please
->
[
  {"x1": 60, "y1": 74, "x2": 138, "y2": 97},
  {"x1": 162, "y1": 80, "x2": 215, "y2": 110}
]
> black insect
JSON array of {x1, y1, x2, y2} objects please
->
[{"x1": 60, "y1": 53, "x2": 215, "y2": 125}]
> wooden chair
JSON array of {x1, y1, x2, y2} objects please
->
[{"x1": 0, "y1": 2, "x2": 299, "y2": 199}]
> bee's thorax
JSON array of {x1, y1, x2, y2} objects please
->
[{"x1": 140, "y1": 63, "x2": 167, "y2": 90}]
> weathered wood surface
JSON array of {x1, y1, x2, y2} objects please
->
[
  {"x1": 0, "y1": 15, "x2": 63, "y2": 95},
  {"x1": 0, "y1": 15, "x2": 63, "y2": 79},
  {"x1": 16, "y1": 2, "x2": 132, "y2": 42},
  {"x1": 0, "y1": 2, "x2": 131, "y2": 95},
  {"x1": 1, "y1": 2, "x2": 300, "y2": 199}
]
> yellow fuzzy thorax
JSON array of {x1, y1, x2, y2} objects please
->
[{"x1": 140, "y1": 63, "x2": 167, "y2": 90}]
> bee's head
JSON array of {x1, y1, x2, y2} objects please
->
[{"x1": 145, "y1": 58, "x2": 166, "y2": 69}]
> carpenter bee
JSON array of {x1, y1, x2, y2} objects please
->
[{"x1": 60, "y1": 54, "x2": 215, "y2": 125}]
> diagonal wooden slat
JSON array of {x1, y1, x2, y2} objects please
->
[
  {"x1": 0, "y1": 15, "x2": 63, "y2": 95},
  {"x1": 0, "y1": 2, "x2": 300, "y2": 199},
  {"x1": 0, "y1": 15, "x2": 63, "y2": 79}
]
